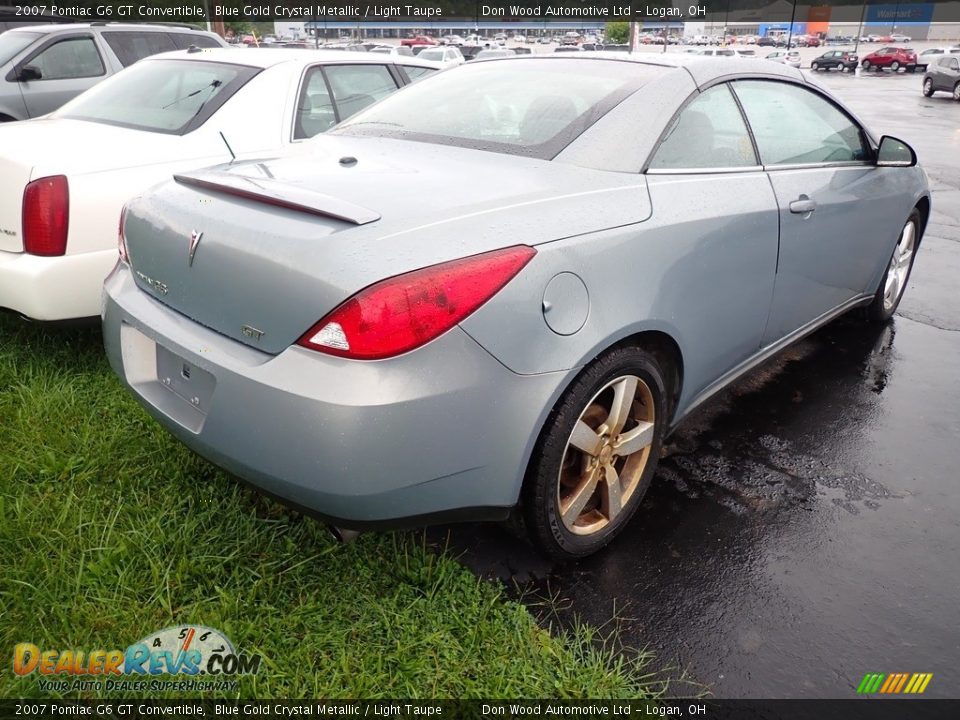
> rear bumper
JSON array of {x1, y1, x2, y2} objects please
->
[
  {"x1": 0, "y1": 249, "x2": 116, "y2": 320},
  {"x1": 102, "y1": 265, "x2": 566, "y2": 528}
]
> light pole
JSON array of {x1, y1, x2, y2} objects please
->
[{"x1": 786, "y1": 0, "x2": 797, "y2": 50}]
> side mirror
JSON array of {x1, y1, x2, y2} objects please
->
[
  {"x1": 876, "y1": 135, "x2": 917, "y2": 167},
  {"x1": 17, "y1": 65, "x2": 42, "y2": 82}
]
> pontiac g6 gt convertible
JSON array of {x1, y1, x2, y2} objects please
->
[{"x1": 103, "y1": 56, "x2": 929, "y2": 558}]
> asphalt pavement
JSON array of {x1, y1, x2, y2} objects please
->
[{"x1": 433, "y1": 67, "x2": 960, "y2": 698}]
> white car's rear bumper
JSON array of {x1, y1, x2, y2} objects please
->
[{"x1": 0, "y1": 249, "x2": 117, "y2": 320}]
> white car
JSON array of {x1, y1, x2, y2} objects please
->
[
  {"x1": 415, "y1": 46, "x2": 465, "y2": 68},
  {"x1": 441, "y1": 34, "x2": 465, "y2": 46},
  {"x1": 890, "y1": 33, "x2": 912, "y2": 43},
  {"x1": 0, "y1": 48, "x2": 441, "y2": 320},
  {"x1": 916, "y1": 47, "x2": 960, "y2": 72},
  {"x1": 766, "y1": 50, "x2": 802, "y2": 69}
]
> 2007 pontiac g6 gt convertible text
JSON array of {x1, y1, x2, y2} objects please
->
[{"x1": 103, "y1": 56, "x2": 929, "y2": 558}]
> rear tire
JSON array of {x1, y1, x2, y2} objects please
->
[
  {"x1": 890, "y1": 61, "x2": 900, "y2": 71},
  {"x1": 867, "y1": 209, "x2": 921, "y2": 323},
  {"x1": 954, "y1": 82, "x2": 960, "y2": 101},
  {"x1": 923, "y1": 78, "x2": 934, "y2": 97},
  {"x1": 522, "y1": 345, "x2": 668, "y2": 560}
]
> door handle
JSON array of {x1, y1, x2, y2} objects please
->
[{"x1": 789, "y1": 196, "x2": 817, "y2": 214}]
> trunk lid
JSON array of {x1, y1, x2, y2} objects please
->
[{"x1": 124, "y1": 136, "x2": 651, "y2": 354}]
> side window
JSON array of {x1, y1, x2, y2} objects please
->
[
  {"x1": 101, "y1": 32, "x2": 175, "y2": 67},
  {"x1": 323, "y1": 64, "x2": 399, "y2": 121},
  {"x1": 649, "y1": 84, "x2": 757, "y2": 170},
  {"x1": 27, "y1": 36, "x2": 104, "y2": 79},
  {"x1": 294, "y1": 66, "x2": 337, "y2": 139},
  {"x1": 170, "y1": 33, "x2": 222, "y2": 50},
  {"x1": 403, "y1": 66, "x2": 438, "y2": 83},
  {"x1": 733, "y1": 80, "x2": 868, "y2": 165}
]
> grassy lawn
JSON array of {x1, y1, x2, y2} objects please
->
[{"x1": 0, "y1": 314, "x2": 660, "y2": 699}]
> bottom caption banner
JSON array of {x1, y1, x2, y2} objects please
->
[{"x1": 0, "y1": 700, "x2": 958, "y2": 720}]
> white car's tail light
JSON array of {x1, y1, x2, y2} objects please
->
[
  {"x1": 297, "y1": 245, "x2": 537, "y2": 360},
  {"x1": 22, "y1": 175, "x2": 69, "y2": 257}
]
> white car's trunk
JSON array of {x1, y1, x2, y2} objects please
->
[{"x1": 0, "y1": 155, "x2": 30, "y2": 252}]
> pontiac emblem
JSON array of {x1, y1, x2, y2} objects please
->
[{"x1": 188, "y1": 230, "x2": 203, "y2": 267}]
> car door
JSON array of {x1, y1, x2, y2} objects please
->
[
  {"x1": 644, "y1": 83, "x2": 779, "y2": 389},
  {"x1": 732, "y1": 79, "x2": 910, "y2": 344},
  {"x1": 15, "y1": 33, "x2": 106, "y2": 117},
  {"x1": 940, "y1": 56, "x2": 960, "y2": 91}
]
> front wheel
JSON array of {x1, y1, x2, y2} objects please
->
[
  {"x1": 811, "y1": 61, "x2": 820, "y2": 71},
  {"x1": 954, "y1": 82, "x2": 960, "y2": 101},
  {"x1": 867, "y1": 209, "x2": 920, "y2": 323},
  {"x1": 861, "y1": 59, "x2": 871, "y2": 70},
  {"x1": 522, "y1": 346, "x2": 668, "y2": 559},
  {"x1": 923, "y1": 78, "x2": 934, "y2": 97}
]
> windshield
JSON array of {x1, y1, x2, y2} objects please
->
[
  {"x1": 334, "y1": 58, "x2": 654, "y2": 159},
  {"x1": 53, "y1": 58, "x2": 260, "y2": 134},
  {"x1": 0, "y1": 31, "x2": 40, "y2": 66}
]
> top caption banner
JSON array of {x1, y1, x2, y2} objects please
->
[{"x1": 6, "y1": 2, "x2": 954, "y2": 24}]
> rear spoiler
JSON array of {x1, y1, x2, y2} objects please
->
[{"x1": 173, "y1": 171, "x2": 381, "y2": 225}]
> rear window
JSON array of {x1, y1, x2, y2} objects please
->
[
  {"x1": 334, "y1": 58, "x2": 651, "y2": 159},
  {"x1": 53, "y1": 58, "x2": 259, "y2": 135},
  {"x1": 0, "y1": 30, "x2": 40, "y2": 66}
]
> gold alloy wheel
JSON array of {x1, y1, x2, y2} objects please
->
[{"x1": 557, "y1": 374, "x2": 656, "y2": 536}]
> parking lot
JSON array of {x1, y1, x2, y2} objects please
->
[{"x1": 438, "y1": 65, "x2": 960, "y2": 698}]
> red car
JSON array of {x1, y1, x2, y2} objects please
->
[
  {"x1": 860, "y1": 46, "x2": 918, "y2": 72},
  {"x1": 400, "y1": 35, "x2": 438, "y2": 47}
]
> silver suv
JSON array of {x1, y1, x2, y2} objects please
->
[{"x1": 0, "y1": 22, "x2": 226, "y2": 121}]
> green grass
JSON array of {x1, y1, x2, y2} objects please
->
[{"x1": 0, "y1": 314, "x2": 661, "y2": 699}]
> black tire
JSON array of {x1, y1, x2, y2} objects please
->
[
  {"x1": 861, "y1": 60, "x2": 871, "y2": 70},
  {"x1": 522, "y1": 345, "x2": 669, "y2": 559},
  {"x1": 954, "y1": 82, "x2": 960, "y2": 102},
  {"x1": 867, "y1": 209, "x2": 921, "y2": 323},
  {"x1": 923, "y1": 78, "x2": 934, "y2": 97},
  {"x1": 811, "y1": 61, "x2": 820, "y2": 71},
  {"x1": 890, "y1": 61, "x2": 900, "y2": 72}
]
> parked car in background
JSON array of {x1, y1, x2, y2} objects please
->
[
  {"x1": 0, "y1": 48, "x2": 440, "y2": 321},
  {"x1": 103, "y1": 55, "x2": 928, "y2": 559},
  {"x1": 415, "y1": 46, "x2": 464, "y2": 68},
  {"x1": 368, "y1": 45, "x2": 414, "y2": 57},
  {"x1": 757, "y1": 36, "x2": 777, "y2": 47},
  {"x1": 810, "y1": 50, "x2": 859, "y2": 72},
  {"x1": 890, "y1": 34, "x2": 912, "y2": 43},
  {"x1": 0, "y1": 23, "x2": 226, "y2": 122},
  {"x1": 916, "y1": 47, "x2": 960, "y2": 72},
  {"x1": 561, "y1": 32, "x2": 580, "y2": 45},
  {"x1": 922, "y1": 54, "x2": 960, "y2": 100},
  {"x1": 733, "y1": 49, "x2": 757, "y2": 58},
  {"x1": 476, "y1": 48, "x2": 516, "y2": 59},
  {"x1": 860, "y1": 46, "x2": 917, "y2": 72},
  {"x1": 699, "y1": 48, "x2": 737, "y2": 57},
  {"x1": 401, "y1": 35, "x2": 437, "y2": 47},
  {"x1": 537, "y1": 36, "x2": 552, "y2": 44},
  {"x1": 513, "y1": 34, "x2": 527, "y2": 43},
  {"x1": 440, "y1": 34, "x2": 464, "y2": 46},
  {"x1": 766, "y1": 50, "x2": 802, "y2": 68}
]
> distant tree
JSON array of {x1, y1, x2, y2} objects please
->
[{"x1": 605, "y1": 21, "x2": 629, "y2": 44}]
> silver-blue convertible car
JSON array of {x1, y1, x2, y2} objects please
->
[{"x1": 103, "y1": 56, "x2": 929, "y2": 558}]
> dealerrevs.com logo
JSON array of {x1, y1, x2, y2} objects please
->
[{"x1": 13, "y1": 625, "x2": 261, "y2": 693}]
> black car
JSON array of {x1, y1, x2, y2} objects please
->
[
  {"x1": 810, "y1": 50, "x2": 859, "y2": 72},
  {"x1": 757, "y1": 36, "x2": 777, "y2": 47}
]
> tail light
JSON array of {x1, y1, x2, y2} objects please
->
[
  {"x1": 118, "y1": 205, "x2": 129, "y2": 264},
  {"x1": 297, "y1": 245, "x2": 537, "y2": 360},
  {"x1": 22, "y1": 175, "x2": 69, "y2": 256}
]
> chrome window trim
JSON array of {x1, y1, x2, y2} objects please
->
[
  {"x1": 763, "y1": 160, "x2": 873, "y2": 171},
  {"x1": 646, "y1": 165, "x2": 764, "y2": 175}
]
